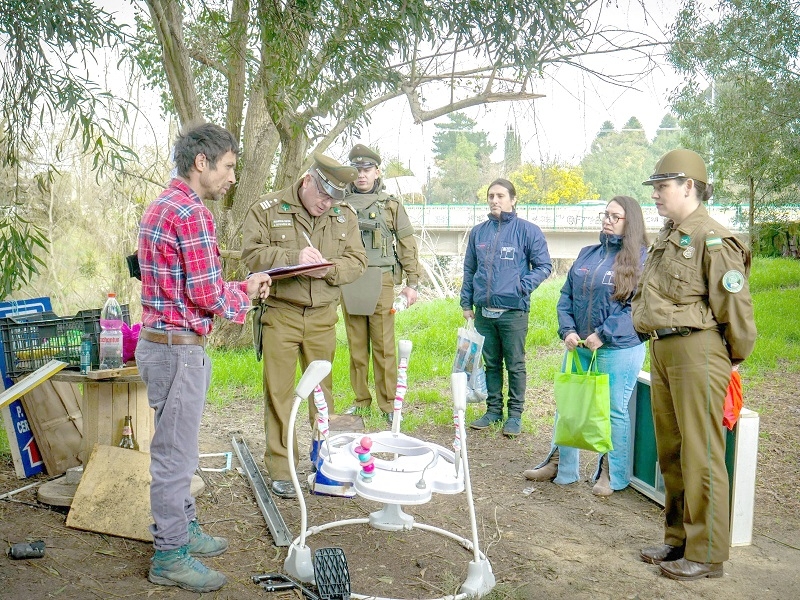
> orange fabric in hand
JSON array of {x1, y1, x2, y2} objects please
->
[{"x1": 723, "y1": 370, "x2": 743, "y2": 431}]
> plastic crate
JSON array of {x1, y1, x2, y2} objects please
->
[{"x1": 0, "y1": 305, "x2": 130, "y2": 377}]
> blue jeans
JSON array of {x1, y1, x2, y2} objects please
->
[
  {"x1": 474, "y1": 309, "x2": 529, "y2": 418},
  {"x1": 550, "y1": 344, "x2": 645, "y2": 489}
]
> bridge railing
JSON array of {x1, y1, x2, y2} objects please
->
[{"x1": 405, "y1": 203, "x2": 750, "y2": 232}]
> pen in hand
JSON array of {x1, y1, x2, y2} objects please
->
[{"x1": 302, "y1": 232, "x2": 314, "y2": 248}]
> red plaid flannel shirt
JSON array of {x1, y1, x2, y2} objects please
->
[{"x1": 138, "y1": 178, "x2": 249, "y2": 335}]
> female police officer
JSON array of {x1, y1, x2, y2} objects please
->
[{"x1": 632, "y1": 149, "x2": 756, "y2": 580}]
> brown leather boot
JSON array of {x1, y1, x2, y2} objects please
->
[
  {"x1": 592, "y1": 454, "x2": 612, "y2": 496},
  {"x1": 523, "y1": 448, "x2": 559, "y2": 481}
]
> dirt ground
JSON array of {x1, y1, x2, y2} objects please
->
[{"x1": 1, "y1": 370, "x2": 798, "y2": 600}]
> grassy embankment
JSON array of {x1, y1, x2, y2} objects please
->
[{"x1": 205, "y1": 256, "x2": 800, "y2": 434}]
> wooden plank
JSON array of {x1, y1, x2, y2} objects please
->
[
  {"x1": 66, "y1": 444, "x2": 204, "y2": 540},
  {"x1": 111, "y1": 382, "x2": 128, "y2": 444},
  {"x1": 80, "y1": 382, "x2": 100, "y2": 464},
  {"x1": 20, "y1": 381, "x2": 82, "y2": 475},
  {"x1": 131, "y1": 383, "x2": 152, "y2": 453},
  {"x1": 0, "y1": 360, "x2": 68, "y2": 410},
  {"x1": 66, "y1": 444, "x2": 152, "y2": 541},
  {"x1": 84, "y1": 366, "x2": 139, "y2": 380},
  {"x1": 53, "y1": 370, "x2": 142, "y2": 384}
]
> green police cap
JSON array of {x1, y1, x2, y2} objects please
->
[
  {"x1": 311, "y1": 153, "x2": 358, "y2": 200},
  {"x1": 643, "y1": 149, "x2": 708, "y2": 185},
  {"x1": 348, "y1": 144, "x2": 381, "y2": 167}
]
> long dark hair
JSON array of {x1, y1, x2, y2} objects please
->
[{"x1": 609, "y1": 195, "x2": 647, "y2": 301}]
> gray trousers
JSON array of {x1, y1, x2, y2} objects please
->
[{"x1": 136, "y1": 339, "x2": 211, "y2": 550}]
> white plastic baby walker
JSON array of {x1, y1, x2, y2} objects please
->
[{"x1": 282, "y1": 340, "x2": 495, "y2": 600}]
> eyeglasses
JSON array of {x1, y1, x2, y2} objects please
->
[
  {"x1": 311, "y1": 176, "x2": 338, "y2": 204},
  {"x1": 599, "y1": 212, "x2": 625, "y2": 224}
]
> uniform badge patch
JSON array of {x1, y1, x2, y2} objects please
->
[
  {"x1": 705, "y1": 236, "x2": 723, "y2": 249},
  {"x1": 280, "y1": 202, "x2": 291, "y2": 211},
  {"x1": 337, "y1": 215, "x2": 346, "y2": 223},
  {"x1": 333, "y1": 207, "x2": 341, "y2": 214},
  {"x1": 271, "y1": 219, "x2": 293, "y2": 228},
  {"x1": 722, "y1": 270, "x2": 745, "y2": 293},
  {"x1": 683, "y1": 246, "x2": 695, "y2": 259},
  {"x1": 680, "y1": 235, "x2": 691, "y2": 247}
]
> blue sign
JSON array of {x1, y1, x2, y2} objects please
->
[{"x1": 0, "y1": 297, "x2": 52, "y2": 477}]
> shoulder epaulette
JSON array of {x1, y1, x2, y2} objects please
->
[
  {"x1": 338, "y1": 202, "x2": 358, "y2": 216},
  {"x1": 259, "y1": 197, "x2": 280, "y2": 211}
]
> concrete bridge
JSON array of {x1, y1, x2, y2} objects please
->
[{"x1": 406, "y1": 203, "x2": 748, "y2": 259}]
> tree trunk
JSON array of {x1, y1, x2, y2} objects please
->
[
  {"x1": 145, "y1": 0, "x2": 202, "y2": 125},
  {"x1": 275, "y1": 123, "x2": 309, "y2": 189}
]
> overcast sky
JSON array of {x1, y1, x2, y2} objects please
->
[{"x1": 349, "y1": 0, "x2": 687, "y2": 178}]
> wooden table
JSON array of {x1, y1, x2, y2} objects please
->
[{"x1": 51, "y1": 368, "x2": 153, "y2": 464}]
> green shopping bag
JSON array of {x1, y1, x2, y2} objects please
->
[{"x1": 553, "y1": 350, "x2": 612, "y2": 453}]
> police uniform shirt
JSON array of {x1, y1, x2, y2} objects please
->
[
  {"x1": 632, "y1": 203, "x2": 756, "y2": 362},
  {"x1": 240, "y1": 179, "x2": 368, "y2": 308}
]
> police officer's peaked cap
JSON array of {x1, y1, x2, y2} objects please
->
[
  {"x1": 643, "y1": 149, "x2": 708, "y2": 185},
  {"x1": 310, "y1": 153, "x2": 358, "y2": 200},
  {"x1": 348, "y1": 144, "x2": 381, "y2": 167}
]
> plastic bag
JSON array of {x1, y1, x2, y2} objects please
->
[
  {"x1": 452, "y1": 319, "x2": 488, "y2": 403},
  {"x1": 723, "y1": 370, "x2": 743, "y2": 430},
  {"x1": 553, "y1": 350, "x2": 612, "y2": 453},
  {"x1": 121, "y1": 322, "x2": 141, "y2": 364}
]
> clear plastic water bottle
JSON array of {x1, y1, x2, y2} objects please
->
[
  {"x1": 98, "y1": 293, "x2": 124, "y2": 369},
  {"x1": 390, "y1": 293, "x2": 408, "y2": 315}
]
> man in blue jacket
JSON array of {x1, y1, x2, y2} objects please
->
[{"x1": 460, "y1": 179, "x2": 552, "y2": 436}]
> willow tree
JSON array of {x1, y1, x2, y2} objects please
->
[{"x1": 133, "y1": 0, "x2": 659, "y2": 251}]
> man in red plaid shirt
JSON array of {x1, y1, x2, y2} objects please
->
[{"x1": 136, "y1": 122, "x2": 271, "y2": 593}]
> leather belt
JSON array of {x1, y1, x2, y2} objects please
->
[
  {"x1": 140, "y1": 328, "x2": 206, "y2": 346},
  {"x1": 651, "y1": 326, "x2": 696, "y2": 340}
]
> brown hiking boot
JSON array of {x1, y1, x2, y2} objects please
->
[
  {"x1": 592, "y1": 454, "x2": 612, "y2": 496},
  {"x1": 523, "y1": 449, "x2": 559, "y2": 481}
]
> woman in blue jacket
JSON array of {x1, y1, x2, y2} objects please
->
[
  {"x1": 460, "y1": 179, "x2": 552, "y2": 437},
  {"x1": 524, "y1": 196, "x2": 647, "y2": 495}
]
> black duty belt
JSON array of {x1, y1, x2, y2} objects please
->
[
  {"x1": 140, "y1": 328, "x2": 206, "y2": 346},
  {"x1": 651, "y1": 327, "x2": 696, "y2": 340}
]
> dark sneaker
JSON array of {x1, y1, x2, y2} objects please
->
[
  {"x1": 469, "y1": 413, "x2": 503, "y2": 430},
  {"x1": 271, "y1": 480, "x2": 297, "y2": 499},
  {"x1": 187, "y1": 519, "x2": 228, "y2": 557},
  {"x1": 148, "y1": 546, "x2": 226, "y2": 592},
  {"x1": 502, "y1": 417, "x2": 522, "y2": 437},
  {"x1": 383, "y1": 411, "x2": 394, "y2": 425}
]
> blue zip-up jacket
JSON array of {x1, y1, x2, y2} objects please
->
[
  {"x1": 461, "y1": 211, "x2": 552, "y2": 312},
  {"x1": 557, "y1": 233, "x2": 646, "y2": 348}
]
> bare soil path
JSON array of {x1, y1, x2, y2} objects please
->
[{"x1": 1, "y1": 371, "x2": 798, "y2": 599}]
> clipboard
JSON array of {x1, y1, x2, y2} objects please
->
[{"x1": 259, "y1": 262, "x2": 334, "y2": 280}]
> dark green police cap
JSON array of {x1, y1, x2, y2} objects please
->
[
  {"x1": 348, "y1": 144, "x2": 381, "y2": 167},
  {"x1": 311, "y1": 153, "x2": 358, "y2": 200}
]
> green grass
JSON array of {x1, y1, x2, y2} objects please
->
[{"x1": 1, "y1": 257, "x2": 797, "y2": 456}]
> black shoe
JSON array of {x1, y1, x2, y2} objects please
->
[
  {"x1": 271, "y1": 480, "x2": 297, "y2": 499},
  {"x1": 383, "y1": 411, "x2": 393, "y2": 425},
  {"x1": 640, "y1": 544, "x2": 685, "y2": 565},
  {"x1": 343, "y1": 405, "x2": 369, "y2": 416}
]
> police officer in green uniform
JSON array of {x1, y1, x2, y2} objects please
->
[
  {"x1": 632, "y1": 149, "x2": 756, "y2": 580},
  {"x1": 241, "y1": 153, "x2": 367, "y2": 498},
  {"x1": 340, "y1": 144, "x2": 421, "y2": 422}
]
